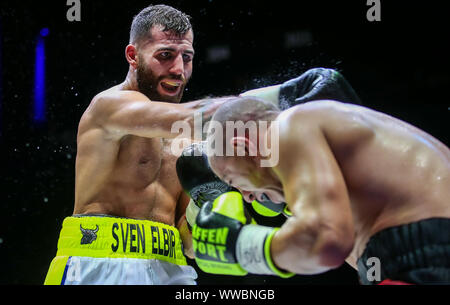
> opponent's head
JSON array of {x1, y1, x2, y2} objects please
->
[
  {"x1": 206, "y1": 96, "x2": 284, "y2": 203},
  {"x1": 126, "y1": 5, "x2": 194, "y2": 103}
]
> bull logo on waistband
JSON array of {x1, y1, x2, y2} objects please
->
[{"x1": 80, "y1": 224, "x2": 99, "y2": 245}]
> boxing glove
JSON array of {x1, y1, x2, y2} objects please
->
[
  {"x1": 176, "y1": 141, "x2": 233, "y2": 228},
  {"x1": 192, "y1": 192, "x2": 294, "y2": 277},
  {"x1": 177, "y1": 141, "x2": 292, "y2": 228},
  {"x1": 279, "y1": 67, "x2": 362, "y2": 109},
  {"x1": 241, "y1": 67, "x2": 362, "y2": 110}
]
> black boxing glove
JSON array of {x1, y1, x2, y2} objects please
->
[
  {"x1": 278, "y1": 67, "x2": 362, "y2": 109},
  {"x1": 176, "y1": 142, "x2": 292, "y2": 228},
  {"x1": 176, "y1": 141, "x2": 233, "y2": 228},
  {"x1": 241, "y1": 67, "x2": 362, "y2": 110}
]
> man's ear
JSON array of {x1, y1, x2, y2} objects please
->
[
  {"x1": 230, "y1": 136, "x2": 258, "y2": 157},
  {"x1": 125, "y1": 44, "x2": 138, "y2": 69}
]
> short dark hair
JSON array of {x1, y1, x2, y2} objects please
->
[{"x1": 129, "y1": 4, "x2": 192, "y2": 44}]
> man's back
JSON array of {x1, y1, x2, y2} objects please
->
[{"x1": 278, "y1": 100, "x2": 450, "y2": 258}]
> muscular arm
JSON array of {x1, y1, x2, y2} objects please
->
[
  {"x1": 176, "y1": 191, "x2": 194, "y2": 259},
  {"x1": 89, "y1": 90, "x2": 228, "y2": 141},
  {"x1": 240, "y1": 85, "x2": 281, "y2": 106},
  {"x1": 270, "y1": 107, "x2": 355, "y2": 274},
  {"x1": 74, "y1": 90, "x2": 230, "y2": 210}
]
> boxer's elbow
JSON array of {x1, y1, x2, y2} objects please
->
[
  {"x1": 287, "y1": 217, "x2": 354, "y2": 274},
  {"x1": 288, "y1": 230, "x2": 352, "y2": 273},
  {"x1": 314, "y1": 212, "x2": 355, "y2": 269},
  {"x1": 315, "y1": 230, "x2": 353, "y2": 269},
  {"x1": 278, "y1": 217, "x2": 354, "y2": 273}
]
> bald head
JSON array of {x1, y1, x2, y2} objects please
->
[
  {"x1": 210, "y1": 96, "x2": 280, "y2": 129},
  {"x1": 205, "y1": 97, "x2": 282, "y2": 203},
  {"x1": 206, "y1": 96, "x2": 280, "y2": 164}
]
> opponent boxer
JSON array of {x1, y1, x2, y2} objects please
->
[
  {"x1": 44, "y1": 4, "x2": 229, "y2": 285},
  {"x1": 192, "y1": 97, "x2": 450, "y2": 284},
  {"x1": 177, "y1": 67, "x2": 362, "y2": 234}
]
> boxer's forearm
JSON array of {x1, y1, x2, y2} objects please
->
[
  {"x1": 240, "y1": 85, "x2": 281, "y2": 106},
  {"x1": 270, "y1": 216, "x2": 350, "y2": 274},
  {"x1": 101, "y1": 95, "x2": 231, "y2": 140},
  {"x1": 177, "y1": 215, "x2": 194, "y2": 259},
  {"x1": 181, "y1": 96, "x2": 236, "y2": 140}
]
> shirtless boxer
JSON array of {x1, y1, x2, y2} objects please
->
[
  {"x1": 44, "y1": 4, "x2": 228, "y2": 285},
  {"x1": 187, "y1": 97, "x2": 450, "y2": 284}
]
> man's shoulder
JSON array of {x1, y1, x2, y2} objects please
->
[
  {"x1": 275, "y1": 100, "x2": 349, "y2": 147},
  {"x1": 91, "y1": 85, "x2": 148, "y2": 107},
  {"x1": 78, "y1": 86, "x2": 144, "y2": 132},
  {"x1": 277, "y1": 100, "x2": 356, "y2": 126},
  {"x1": 81, "y1": 86, "x2": 149, "y2": 120}
]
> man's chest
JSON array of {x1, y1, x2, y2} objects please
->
[{"x1": 116, "y1": 137, "x2": 181, "y2": 188}]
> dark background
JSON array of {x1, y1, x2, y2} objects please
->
[{"x1": 0, "y1": 0, "x2": 448, "y2": 285}]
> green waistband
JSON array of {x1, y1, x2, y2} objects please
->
[{"x1": 55, "y1": 215, "x2": 187, "y2": 266}]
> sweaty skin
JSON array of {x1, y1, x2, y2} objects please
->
[
  {"x1": 75, "y1": 89, "x2": 189, "y2": 224},
  {"x1": 73, "y1": 27, "x2": 225, "y2": 259},
  {"x1": 211, "y1": 100, "x2": 450, "y2": 273}
]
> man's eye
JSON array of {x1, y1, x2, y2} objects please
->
[
  {"x1": 158, "y1": 52, "x2": 171, "y2": 59},
  {"x1": 182, "y1": 54, "x2": 193, "y2": 62}
]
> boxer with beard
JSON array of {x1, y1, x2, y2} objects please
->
[{"x1": 44, "y1": 4, "x2": 227, "y2": 285}]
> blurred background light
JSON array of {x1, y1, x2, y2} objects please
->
[{"x1": 33, "y1": 28, "x2": 49, "y2": 123}]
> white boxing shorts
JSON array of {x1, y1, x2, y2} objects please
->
[{"x1": 44, "y1": 215, "x2": 197, "y2": 285}]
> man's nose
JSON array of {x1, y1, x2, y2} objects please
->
[
  {"x1": 255, "y1": 192, "x2": 268, "y2": 202},
  {"x1": 169, "y1": 54, "x2": 184, "y2": 76},
  {"x1": 240, "y1": 190, "x2": 255, "y2": 203}
]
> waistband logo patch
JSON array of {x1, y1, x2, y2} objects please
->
[
  {"x1": 111, "y1": 223, "x2": 177, "y2": 259},
  {"x1": 80, "y1": 224, "x2": 99, "y2": 245}
]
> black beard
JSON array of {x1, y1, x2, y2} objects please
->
[{"x1": 136, "y1": 62, "x2": 186, "y2": 103}]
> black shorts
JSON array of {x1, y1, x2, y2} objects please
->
[{"x1": 357, "y1": 218, "x2": 450, "y2": 285}]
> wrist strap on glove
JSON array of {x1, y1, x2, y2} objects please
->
[
  {"x1": 236, "y1": 225, "x2": 294, "y2": 278},
  {"x1": 186, "y1": 199, "x2": 201, "y2": 229}
]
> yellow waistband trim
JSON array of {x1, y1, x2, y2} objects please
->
[{"x1": 56, "y1": 216, "x2": 187, "y2": 266}]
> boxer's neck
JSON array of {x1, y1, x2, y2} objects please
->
[{"x1": 121, "y1": 68, "x2": 139, "y2": 92}]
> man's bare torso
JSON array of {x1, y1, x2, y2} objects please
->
[
  {"x1": 280, "y1": 101, "x2": 450, "y2": 264},
  {"x1": 73, "y1": 85, "x2": 185, "y2": 226}
]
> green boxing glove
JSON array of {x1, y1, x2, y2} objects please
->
[{"x1": 192, "y1": 191, "x2": 294, "y2": 278}]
